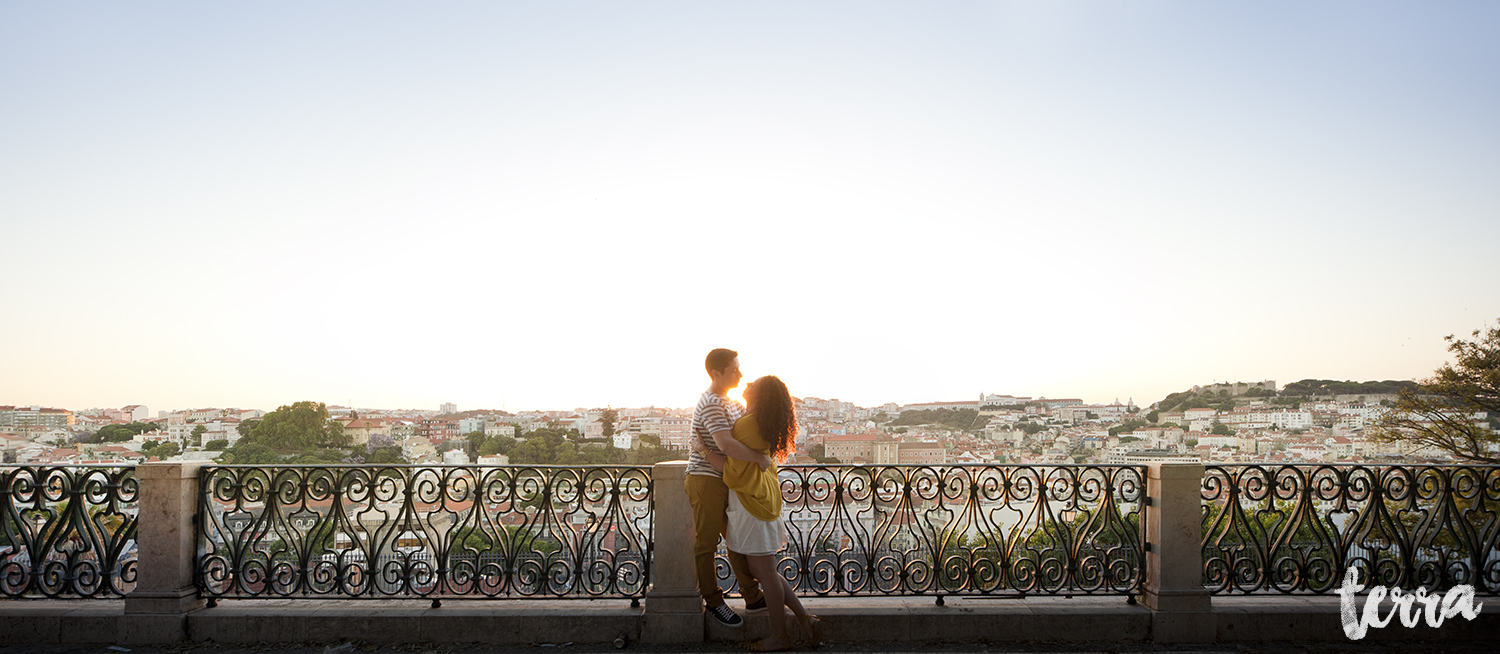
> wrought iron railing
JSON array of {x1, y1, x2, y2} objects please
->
[
  {"x1": 197, "y1": 465, "x2": 652, "y2": 602},
  {"x1": 1202, "y1": 464, "x2": 1500, "y2": 595},
  {"x1": 718, "y1": 464, "x2": 1147, "y2": 599},
  {"x1": 1, "y1": 465, "x2": 138, "y2": 598}
]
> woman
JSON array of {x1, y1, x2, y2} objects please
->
[{"x1": 715, "y1": 375, "x2": 820, "y2": 651}]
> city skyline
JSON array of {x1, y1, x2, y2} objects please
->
[
  {"x1": 0, "y1": 375, "x2": 1429, "y2": 418},
  {"x1": 3, "y1": 2, "x2": 1497, "y2": 413}
]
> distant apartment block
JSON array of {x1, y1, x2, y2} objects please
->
[
  {"x1": 824, "y1": 433, "x2": 876, "y2": 462},
  {"x1": 0, "y1": 406, "x2": 75, "y2": 428},
  {"x1": 483, "y1": 421, "x2": 517, "y2": 438},
  {"x1": 416, "y1": 417, "x2": 460, "y2": 441},
  {"x1": 897, "y1": 441, "x2": 946, "y2": 465},
  {"x1": 661, "y1": 416, "x2": 690, "y2": 449},
  {"x1": 1105, "y1": 448, "x2": 1199, "y2": 465},
  {"x1": 100, "y1": 405, "x2": 150, "y2": 422},
  {"x1": 900, "y1": 401, "x2": 979, "y2": 412},
  {"x1": 344, "y1": 418, "x2": 395, "y2": 446},
  {"x1": 979, "y1": 394, "x2": 1032, "y2": 407}
]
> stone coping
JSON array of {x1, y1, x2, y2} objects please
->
[{"x1": 1, "y1": 595, "x2": 1494, "y2": 645}]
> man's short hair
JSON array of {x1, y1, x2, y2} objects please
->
[{"x1": 705, "y1": 348, "x2": 738, "y2": 376}]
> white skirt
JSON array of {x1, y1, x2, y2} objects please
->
[{"x1": 725, "y1": 491, "x2": 785, "y2": 557}]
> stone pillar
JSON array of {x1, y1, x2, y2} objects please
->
[
  {"x1": 124, "y1": 462, "x2": 206, "y2": 643},
  {"x1": 1143, "y1": 462, "x2": 1214, "y2": 643},
  {"x1": 641, "y1": 460, "x2": 704, "y2": 643}
]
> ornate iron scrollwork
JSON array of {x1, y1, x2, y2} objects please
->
[
  {"x1": 1, "y1": 465, "x2": 138, "y2": 598},
  {"x1": 1202, "y1": 464, "x2": 1500, "y2": 595},
  {"x1": 717, "y1": 464, "x2": 1146, "y2": 597},
  {"x1": 197, "y1": 465, "x2": 652, "y2": 599}
]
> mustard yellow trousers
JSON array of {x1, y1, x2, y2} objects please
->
[{"x1": 685, "y1": 473, "x2": 764, "y2": 608}]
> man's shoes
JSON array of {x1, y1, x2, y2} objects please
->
[
  {"x1": 707, "y1": 603, "x2": 744, "y2": 628},
  {"x1": 743, "y1": 598, "x2": 768, "y2": 615}
]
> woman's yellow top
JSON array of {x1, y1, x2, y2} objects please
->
[{"x1": 723, "y1": 413, "x2": 782, "y2": 521}]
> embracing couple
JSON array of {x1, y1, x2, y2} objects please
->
[{"x1": 687, "y1": 348, "x2": 822, "y2": 651}]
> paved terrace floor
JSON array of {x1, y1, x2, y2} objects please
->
[
  {"x1": 2, "y1": 596, "x2": 1495, "y2": 651},
  {"x1": 3, "y1": 640, "x2": 1500, "y2": 654}
]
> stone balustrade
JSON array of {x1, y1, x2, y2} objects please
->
[{"x1": 3, "y1": 461, "x2": 1495, "y2": 645}]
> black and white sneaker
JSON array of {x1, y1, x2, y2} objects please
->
[
  {"x1": 743, "y1": 598, "x2": 768, "y2": 615},
  {"x1": 707, "y1": 603, "x2": 744, "y2": 627}
]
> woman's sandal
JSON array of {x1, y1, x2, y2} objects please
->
[
  {"x1": 747, "y1": 637, "x2": 792, "y2": 652},
  {"x1": 798, "y1": 614, "x2": 825, "y2": 646}
]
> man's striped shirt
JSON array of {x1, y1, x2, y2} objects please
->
[{"x1": 687, "y1": 390, "x2": 744, "y2": 478}]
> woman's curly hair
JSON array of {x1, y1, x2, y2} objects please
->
[{"x1": 747, "y1": 375, "x2": 798, "y2": 462}]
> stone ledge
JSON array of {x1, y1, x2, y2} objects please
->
[
  {"x1": 1, "y1": 595, "x2": 1495, "y2": 645},
  {"x1": 0, "y1": 600, "x2": 126, "y2": 643},
  {"x1": 1213, "y1": 595, "x2": 1500, "y2": 643},
  {"x1": 189, "y1": 599, "x2": 642, "y2": 644},
  {"x1": 716, "y1": 596, "x2": 1151, "y2": 644}
]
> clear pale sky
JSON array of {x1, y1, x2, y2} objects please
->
[{"x1": 2, "y1": 2, "x2": 1497, "y2": 414}]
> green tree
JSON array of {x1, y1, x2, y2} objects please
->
[
  {"x1": 353, "y1": 434, "x2": 406, "y2": 463},
  {"x1": 358, "y1": 442, "x2": 407, "y2": 464},
  {"x1": 94, "y1": 422, "x2": 158, "y2": 443},
  {"x1": 479, "y1": 436, "x2": 517, "y2": 456},
  {"x1": 190, "y1": 424, "x2": 207, "y2": 447},
  {"x1": 465, "y1": 430, "x2": 487, "y2": 457},
  {"x1": 601, "y1": 408, "x2": 617, "y2": 438},
  {"x1": 508, "y1": 428, "x2": 577, "y2": 464},
  {"x1": 1376, "y1": 320, "x2": 1500, "y2": 463},
  {"x1": 142, "y1": 441, "x2": 180, "y2": 459},
  {"x1": 366, "y1": 448, "x2": 404, "y2": 464},
  {"x1": 288, "y1": 449, "x2": 347, "y2": 465},
  {"x1": 1145, "y1": 410, "x2": 1160, "y2": 424},
  {"x1": 1016, "y1": 422, "x2": 1046, "y2": 435},
  {"x1": 1210, "y1": 421, "x2": 1235, "y2": 436},
  {"x1": 217, "y1": 441, "x2": 280, "y2": 464},
  {"x1": 239, "y1": 401, "x2": 348, "y2": 452},
  {"x1": 1281, "y1": 379, "x2": 1418, "y2": 397},
  {"x1": 205, "y1": 439, "x2": 229, "y2": 451},
  {"x1": 889, "y1": 408, "x2": 981, "y2": 431}
]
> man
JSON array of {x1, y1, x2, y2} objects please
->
[{"x1": 687, "y1": 348, "x2": 772, "y2": 627}]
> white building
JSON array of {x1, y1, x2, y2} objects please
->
[
  {"x1": 613, "y1": 432, "x2": 640, "y2": 450},
  {"x1": 1198, "y1": 434, "x2": 1238, "y2": 449},
  {"x1": 123, "y1": 405, "x2": 150, "y2": 421},
  {"x1": 1183, "y1": 408, "x2": 1217, "y2": 422}
]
